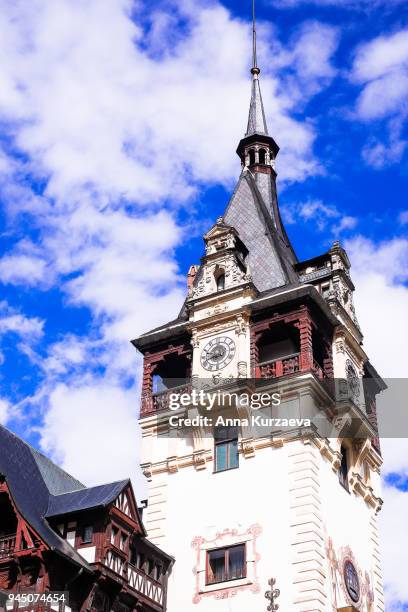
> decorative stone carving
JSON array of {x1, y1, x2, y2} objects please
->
[
  {"x1": 238, "y1": 361, "x2": 248, "y2": 378},
  {"x1": 240, "y1": 437, "x2": 256, "y2": 458},
  {"x1": 193, "y1": 451, "x2": 207, "y2": 471},
  {"x1": 235, "y1": 314, "x2": 247, "y2": 336},
  {"x1": 188, "y1": 219, "x2": 252, "y2": 301}
]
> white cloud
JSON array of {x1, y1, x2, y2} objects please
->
[
  {"x1": 0, "y1": 301, "x2": 44, "y2": 340},
  {"x1": 0, "y1": 399, "x2": 10, "y2": 424},
  {"x1": 352, "y1": 29, "x2": 408, "y2": 86},
  {"x1": 0, "y1": 0, "x2": 341, "y2": 377},
  {"x1": 270, "y1": 0, "x2": 403, "y2": 8},
  {"x1": 0, "y1": 0, "x2": 333, "y2": 210},
  {"x1": 0, "y1": 0, "x2": 342, "y2": 491},
  {"x1": 350, "y1": 28, "x2": 408, "y2": 168},
  {"x1": 39, "y1": 382, "x2": 143, "y2": 489},
  {"x1": 274, "y1": 21, "x2": 339, "y2": 94},
  {"x1": 0, "y1": 254, "x2": 48, "y2": 286},
  {"x1": 346, "y1": 235, "x2": 408, "y2": 286},
  {"x1": 283, "y1": 199, "x2": 357, "y2": 233},
  {"x1": 380, "y1": 484, "x2": 408, "y2": 605},
  {"x1": 346, "y1": 235, "x2": 408, "y2": 607},
  {"x1": 399, "y1": 210, "x2": 408, "y2": 225}
]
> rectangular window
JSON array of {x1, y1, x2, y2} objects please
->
[
  {"x1": 339, "y1": 445, "x2": 349, "y2": 491},
  {"x1": 82, "y1": 525, "x2": 93, "y2": 543},
  {"x1": 214, "y1": 426, "x2": 239, "y2": 472},
  {"x1": 120, "y1": 533, "x2": 128, "y2": 551},
  {"x1": 137, "y1": 553, "x2": 145, "y2": 570},
  {"x1": 154, "y1": 564, "x2": 162, "y2": 581},
  {"x1": 111, "y1": 526, "x2": 118, "y2": 546},
  {"x1": 206, "y1": 544, "x2": 246, "y2": 585}
]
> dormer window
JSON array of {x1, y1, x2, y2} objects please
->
[{"x1": 216, "y1": 272, "x2": 225, "y2": 291}]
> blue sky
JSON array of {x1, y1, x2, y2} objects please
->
[{"x1": 0, "y1": 0, "x2": 408, "y2": 607}]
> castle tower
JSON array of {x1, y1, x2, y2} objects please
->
[{"x1": 132, "y1": 5, "x2": 385, "y2": 610}]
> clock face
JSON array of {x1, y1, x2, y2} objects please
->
[
  {"x1": 200, "y1": 336, "x2": 236, "y2": 371},
  {"x1": 344, "y1": 560, "x2": 360, "y2": 603}
]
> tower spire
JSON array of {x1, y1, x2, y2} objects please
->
[
  {"x1": 246, "y1": 0, "x2": 268, "y2": 137},
  {"x1": 252, "y1": 0, "x2": 258, "y2": 72}
]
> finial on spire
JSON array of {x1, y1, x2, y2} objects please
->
[{"x1": 251, "y1": 0, "x2": 260, "y2": 78}]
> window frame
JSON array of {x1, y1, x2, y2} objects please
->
[
  {"x1": 206, "y1": 543, "x2": 246, "y2": 586},
  {"x1": 339, "y1": 444, "x2": 350, "y2": 492},
  {"x1": 82, "y1": 524, "x2": 93, "y2": 544},
  {"x1": 214, "y1": 426, "x2": 239, "y2": 473}
]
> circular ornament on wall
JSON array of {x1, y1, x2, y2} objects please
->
[{"x1": 343, "y1": 560, "x2": 360, "y2": 603}]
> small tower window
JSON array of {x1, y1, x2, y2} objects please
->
[
  {"x1": 249, "y1": 149, "x2": 256, "y2": 165},
  {"x1": 339, "y1": 445, "x2": 349, "y2": 491},
  {"x1": 259, "y1": 148, "x2": 266, "y2": 164},
  {"x1": 216, "y1": 273, "x2": 225, "y2": 291}
]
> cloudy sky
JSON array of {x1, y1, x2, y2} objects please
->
[{"x1": 0, "y1": 0, "x2": 407, "y2": 608}]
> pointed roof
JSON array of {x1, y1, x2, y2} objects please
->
[
  {"x1": 224, "y1": 170, "x2": 297, "y2": 292},
  {"x1": 45, "y1": 480, "x2": 131, "y2": 518},
  {"x1": 246, "y1": 1, "x2": 268, "y2": 137},
  {"x1": 0, "y1": 425, "x2": 146, "y2": 568},
  {"x1": 0, "y1": 425, "x2": 91, "y2": 570},
  {"x1": 246, "y1": 70, "x2": 269, "y2": 137}
]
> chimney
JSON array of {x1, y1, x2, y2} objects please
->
[{"x1": 187, "y1": 265, "x2": 198, "y2": 290}]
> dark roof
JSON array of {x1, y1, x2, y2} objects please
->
[
  {"x1": 0, "y1": 425, "x2": 132, "y2": 571},
  {"x1": 224, "y1": 170, "x2": 298, "y2": 292},
  {"x1": 131, "y1": 316, "x2": 188, "y2": 351},
  {"x1": 30, "y1": 447, "x2": 84, "y2": 495},
  {"x1": 46, "y1": 479, "x2": 129, "y2": 517}
]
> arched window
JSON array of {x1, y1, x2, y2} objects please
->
[
  {"x1": 216, "y1": 272, "x2": 225, "y2": 291},
  {"x1": 259, "y1": 148, "x2": 266, "y2": 164},
  {"x1": 249, "y1": 149, "x2": 256, "y2": 165}
]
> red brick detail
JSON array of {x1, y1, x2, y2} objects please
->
[
  {"x1": 295, "y1": 312, "x2": 313, "y2": 372},
  {"x1": 251, "y1": 164, "x2": 273, "y2": 175}
]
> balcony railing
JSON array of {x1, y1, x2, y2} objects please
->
[
  {"x1": 128, "y1": 564, "x2": 164, "y2": 607},
  {"x1": 0, "y1": 534, "x2": 16, "y2": 558},
  {"x1": 258, "y1": 353, "x2": 300, "y2": 379},
  {"x1": 142, "y1": 383, "x2": 191, "y2": 415},
  {"x1": 102, "y1": 550, "x2": 164, "y2": 609}
]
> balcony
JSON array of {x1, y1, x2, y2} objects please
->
[
  {"x1": 101, "y1": 549, "x2": 165, "y2": 609},
  {"x1": 128, "y1": 563, "x2": 164, "y2": 608},
  {"x1": 141, "y1": 383, "x2": 191, "y2": 416},
  {"x1": 256, "y1": 353, "x2": 334, "y2": 399},
  {"x1": 0, "y1": 535, "x2": 16, "y2": 559},
  {"x1": 258, "y1": 353, "x2": 300, "y2": 379}
]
